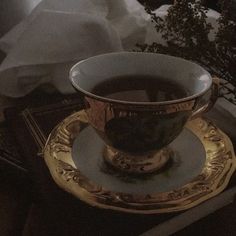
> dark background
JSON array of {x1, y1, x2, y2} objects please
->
[{"x1": 138, "y1": 0, "x2": 221, "y2": 10}]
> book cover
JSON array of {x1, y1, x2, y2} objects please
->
[{"x1": 0, "y1": 121, "x2": 27, "y2": 174}]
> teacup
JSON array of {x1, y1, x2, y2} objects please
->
[{"x1": 70, "y1": 52, "x2": 218, "y2": 174}]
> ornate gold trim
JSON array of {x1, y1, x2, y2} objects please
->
[
  {"x1": 43, "y1": 110, "x2": 236, "y2": 214},
  {"x1": 103, "y1": 146, "x2": 171, "y2": 174}
]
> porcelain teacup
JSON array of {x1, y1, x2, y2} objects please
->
[{"x1": 70, "y1": 52, "x2": 218, "y2": 174}]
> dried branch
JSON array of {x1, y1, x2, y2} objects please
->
[{"x1": 137, "y1": 0, "x2": 236, "y2": 95}]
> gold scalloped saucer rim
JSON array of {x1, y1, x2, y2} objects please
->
[{"x1": 43, "y1": 110, "x2": 236, "y2": 214}]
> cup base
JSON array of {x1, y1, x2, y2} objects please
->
[{"x1": 103, "y1": 146, "x2": 172, "y2": 175}]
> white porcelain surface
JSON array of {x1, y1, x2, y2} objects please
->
[{"x1": 70, "y1": 52, "x2": 212, "y2": 103}]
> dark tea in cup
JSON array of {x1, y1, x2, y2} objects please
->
[{"x1": 91, "y1": 74, "x2": 188, "y2": 102}]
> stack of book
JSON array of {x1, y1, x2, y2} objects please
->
[{"x1": 2, "y1": 95, "x2": 236, "y2": 236}]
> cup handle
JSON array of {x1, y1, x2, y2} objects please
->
[{"x1": 191, "y1": 76, "x2": 219, "y2": 120}]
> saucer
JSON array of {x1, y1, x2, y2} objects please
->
[{"x1": 44, "y1": 110, "x2": 236, "y2": 214}]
